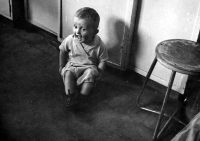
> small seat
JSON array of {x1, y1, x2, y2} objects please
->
[{"x1": 136, "y1": 39, "x2": 200, "y2": 141}]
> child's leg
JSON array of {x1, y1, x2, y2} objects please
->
[
  {"x1": 80, "y1": 82, "x2": 94, "y2": 95},
  {"x1": 64, "y1": 71, "x2": 76, "y2": 95},
  {"x1": 77, "y1": 82, "x2": 93, "y2": 108}
]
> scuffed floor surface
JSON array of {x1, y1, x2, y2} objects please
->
[{"x1": 1, "y1": 20, "x2": 197, "y2": 141}]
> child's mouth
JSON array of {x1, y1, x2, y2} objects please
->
[{"x1": 75, "y1": 34, "x2": 82, "y2": 41}]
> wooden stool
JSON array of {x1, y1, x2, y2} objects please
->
[{"x1": 136, "y1": 39, "x2": 200, "y2": 141}]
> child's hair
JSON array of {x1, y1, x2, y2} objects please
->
[{"x1": 75, "y1": 7, "x2": 100, "y2": 29}]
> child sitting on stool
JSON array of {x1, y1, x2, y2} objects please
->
[{"x1": 59, "y1": 7, "x2": 109, "y2": 107}]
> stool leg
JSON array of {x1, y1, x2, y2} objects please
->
[
  {"x1": 136, "y1": 57, "x2": 157, "y2": 109},
  {"x1": 153, "y1": 71, "x2": 176, "y2": 141}
]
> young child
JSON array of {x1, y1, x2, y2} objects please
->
[{"x1": 59, "y1": 7, "x2": 109, "y2": 107}]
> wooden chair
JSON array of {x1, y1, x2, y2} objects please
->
[{"x1": 136, "y1": 39, "x2": 200, "y2": 141}]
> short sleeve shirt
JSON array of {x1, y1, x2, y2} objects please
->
[{"x1": 59, "y1": 34, "x2": 109, "y2": 66}]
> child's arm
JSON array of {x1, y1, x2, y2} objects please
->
[
  {"x1": 95, "y1": 61, "x2": 106, "y2": 81},
  {"x1": 59, "y1": 50, "x2": 68, "y2": 74}
]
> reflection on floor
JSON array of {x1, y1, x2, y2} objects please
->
[{"x1": 0, "y1": 18, "x2": 200, "y2": 141}]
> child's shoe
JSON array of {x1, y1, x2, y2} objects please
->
[
  {"x1": 64, "y1": 94, "x2": 77, "y2": 107},
  {"x1": 76, "y1": 94, "x2": 90, "y2": 109},
  {"x1": 63, "y1": 90, "x2": 77, "y2": 108}
]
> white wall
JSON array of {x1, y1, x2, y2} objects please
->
[{"x1": 129, "y1": 0, "x2": 200, "y2": 93}]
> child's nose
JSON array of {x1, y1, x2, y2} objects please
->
[{"x1": 76, "y1": 28, "x2": 81, "y2": 34}]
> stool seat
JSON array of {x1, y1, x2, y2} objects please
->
[{"x1": 156, "y1": 39, "x2": 200, "y2": 75}]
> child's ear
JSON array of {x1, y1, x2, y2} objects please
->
[{"x1": 95, "y1": 29, "x2": 99, "y2": 34}]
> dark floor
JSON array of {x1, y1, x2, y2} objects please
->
[{"x1": 0, "y1": 18, "x2": 200, "y2": 141}]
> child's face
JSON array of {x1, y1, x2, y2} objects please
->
[{"x1": 73, "y1": 17, "x2": 97, "y2": 44}]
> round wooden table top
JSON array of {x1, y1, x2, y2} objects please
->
[{"x1": 156, "y1": 39, "x2": 200, "y2": 75}]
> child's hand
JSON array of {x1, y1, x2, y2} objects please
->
[{"x1": 59, "y1": 67, "x2": 63, "y2": 75}]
